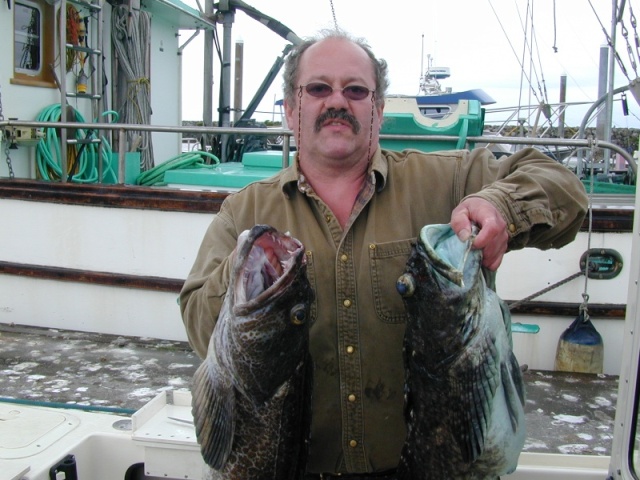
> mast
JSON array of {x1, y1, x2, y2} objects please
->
[{"x1": 603, "y1": 0, "x2": 618, "y2": 169}]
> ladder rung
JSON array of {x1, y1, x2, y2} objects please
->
[
  {"x1": 66, "y1": 92, "x2": 102, "y2": 100},
  {"x1": 67, "y1": 138, "x2": 102, "y2": 145},
  {"x1": 65, "y1": 45, "x2": 102, "y2": 55}
]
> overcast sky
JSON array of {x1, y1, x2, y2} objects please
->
[{"x1": 179, "y1": 0, "x2": 640, "y2": 128}]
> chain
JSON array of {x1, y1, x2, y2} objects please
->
[
  {"x1": 329, "y1": 0, "x2": 339, "y2": 30},
  {"x1": 0, "y1": 83, "x2": 15, "y2": 179}
]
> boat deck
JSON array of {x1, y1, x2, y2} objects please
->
[{"x1": 0, "y1": 322, "x2": 618, "y2": 457}]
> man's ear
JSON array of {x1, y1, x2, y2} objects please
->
[{"x1": 284, "y1": 98, "x2": 295, "y2": 129}]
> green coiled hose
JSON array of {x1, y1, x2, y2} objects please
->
[
  {"x1": 135, "y1": 150, "x2": 220, "y2": 186},
  {"x1": 35, "y1": 104, "x2": 117, "y2": 183}
]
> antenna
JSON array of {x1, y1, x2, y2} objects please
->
[
  {"x1": 419, "y1": 34, "x2": 424, "y2": 95},
  {"x1": 420, "y1": 34, "x2": 425, "y2": 76}
]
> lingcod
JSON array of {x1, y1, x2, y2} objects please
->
[{"x1": 191, "y1": 224, "x2": 314, "y2": 480}]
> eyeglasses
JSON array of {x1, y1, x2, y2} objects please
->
[{"x1": 300, "y1": 82, "x2": 374, "y2": 101}]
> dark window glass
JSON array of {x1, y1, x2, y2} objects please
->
[{"x1": 14, "y1": 1, "x2": 42, "y2": 73}]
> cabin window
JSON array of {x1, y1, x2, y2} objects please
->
[{"x1": 12, "y1": 0, "x2": 56, "y2": 88}]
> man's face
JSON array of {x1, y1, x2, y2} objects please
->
[{"x1": 284, "y1": 38, "x2": 384, "y2": 167}]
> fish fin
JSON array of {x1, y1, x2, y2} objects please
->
[
  {"x1": 450, "y1": 332, "x2": 501, "y2": 463},
  {"x1": 191, "y1": 355, "x2": 236, "y2": 470},
  {"x1": 501, "y1": 352, "x2": 527, "y2": 432}
]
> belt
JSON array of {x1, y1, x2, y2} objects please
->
[{"x1": 304, "y1": 470, "x2": 397, "y2": 480}]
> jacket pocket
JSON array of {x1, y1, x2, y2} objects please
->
[{"x1": 368, "y1": 239, "x2": 413, "y2": 324}]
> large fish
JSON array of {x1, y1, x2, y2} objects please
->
[
  {"x1": 395, "y1": 224, "x2": 526, "y2": 480},
  {"x1": 191, "y1": 224, "x2": 314, "y2": 480}
]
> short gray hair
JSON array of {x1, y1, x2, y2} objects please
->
[{"x1": 283, "y1": 29, "x2": 389, "y2": 108}]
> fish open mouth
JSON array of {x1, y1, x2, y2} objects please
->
[{"x1": 235, "y1": 226, "x2": 305, "y2": 304}]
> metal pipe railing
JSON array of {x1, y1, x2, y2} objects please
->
[{"x1": 1, "y1": 118, "x2": 636, "y2": 181}]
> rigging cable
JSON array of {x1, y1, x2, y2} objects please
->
[
  {"x1": 523, "y1": 3, "x2": 550, "y2": 106},
  {"x1": 588, "y1": 0, "x2": 631, "y2": 82},
  {"x1": 487, "y1": 0, "x2": 541, "y2": 107},
  {"x1": 630, "y1": 4, "x2": 640, "y2": 67},
  {"x1": 620, "y1": 4, "x2": 639, "y2": 78}
]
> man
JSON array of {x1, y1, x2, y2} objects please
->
[{"x1": 180, "y1": 30, "x2": 588, "y2": 477}]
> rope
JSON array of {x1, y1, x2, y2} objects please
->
[
  {"x1": 578, "y1": 139, "x2": 598, "y2": 321},
  {"x1": 509, "y1": 141, "x2": 599, "y2": 314},
  {"x1": 507, "y1": 271, "x2": 584, "y2": 311},
  {"x1": 111, "y1": 5, "x2": 154, "y2": 171},
  {"x1": 509, "y1": 140, "x2": 598, "y2": 313}
]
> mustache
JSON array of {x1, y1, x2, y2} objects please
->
[{"x1": 314, "y1": 109, "x2": 361, "y2": 134}]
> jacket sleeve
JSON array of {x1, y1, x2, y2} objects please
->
[
  {"x1": 179, "y1": 206, "x2": 237, "y2": 358},
  {"x1": 460, "y1": 147, "x2": 589, "y2": 251}
]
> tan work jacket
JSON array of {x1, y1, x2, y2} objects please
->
[{"x1": 180, "y1": 146, "x2": 588, "y2": 473}]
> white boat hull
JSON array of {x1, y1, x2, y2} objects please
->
[{"x1": 0, "y1": 195, "x2": 631, "y2": 373}]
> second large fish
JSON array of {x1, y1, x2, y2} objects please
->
[
  {"x1": 395, "y1": 224, "x2": 526, "y2": 479},
  {"x1": 191, "y1": 224, "x2": 314, "y2": 480}
]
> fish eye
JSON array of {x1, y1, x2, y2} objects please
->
[
  {"x1": 290, "y1": 304, "x2": 308, "y2": 325},
  {"x1": 396, "y1": 273, "x2": 416, "y2": 298}
]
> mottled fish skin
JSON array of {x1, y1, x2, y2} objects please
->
[
  {"x1": 192, "y1": 224, "x2": 314, "y2": 480},
  {"x1": 395, "y1": 224, "x2": 526, "y2": 480}
]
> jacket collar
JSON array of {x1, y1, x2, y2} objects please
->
[{"x1": 279, "y1": 146, "x2": 387, "y2": 194}]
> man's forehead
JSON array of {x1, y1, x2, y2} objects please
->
[
  {"x1": 299, "y1": 38, "x2": 375, "y2": 81},
  {"x1": 304, "y1": 37, "x2": 366, "y2": 60}
]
